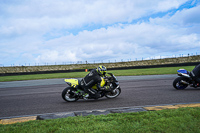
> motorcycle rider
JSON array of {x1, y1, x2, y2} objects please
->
[
  {"x1": 80, "y1": 65, "x2": 108, "y2": 99},
  {"x1": 190, "y1": 64, "x2": 200, "y2": 87}
]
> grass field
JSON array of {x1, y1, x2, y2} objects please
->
[
  {"x1": 0, "y1": 107, "x2": 200, "y2": 133},
  {"x1": 0, "y1": 66, "x2": 195, "y2": 82}
]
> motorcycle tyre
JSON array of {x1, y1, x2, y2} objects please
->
[
  {"x1": 105, "y1": 87, "x2": 121, "y2": 99},
  {"x1": 62, "y1": 87, "x2": 79, "y2": 102},
  {"x1": 173, "y1": 77, "x2": 189, "y2": 90}
]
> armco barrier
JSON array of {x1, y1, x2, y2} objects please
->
[{"x1": 0, "y1": 62, "x2": 200, "y2": 76}]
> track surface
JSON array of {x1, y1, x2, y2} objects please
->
[{"x1": 0, "y1": 75, "x2": 200, "y2": 118}]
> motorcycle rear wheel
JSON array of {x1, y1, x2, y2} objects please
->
[
  {"x1": 105, "y1": 87, "x2": 121, "y2": 98},
  {"x1": 62, "y1": 87, "x2": 79, "y2": 102},
  {"x1": 173, "y1": 77, "x2": 189, "y2": 90}
]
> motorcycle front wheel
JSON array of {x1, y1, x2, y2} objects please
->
[
  {"x1": 105, "y1": 87, "x2": 121, "y2": 99},
  {"x1": 62, "y1": 87, "x2": 79, "y2": 102},
  {"x1": 173, "y1": 77, "x2": 189, "y2": 90}
]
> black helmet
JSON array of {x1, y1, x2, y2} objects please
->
[{"x1": 96, "y1": 65, "x2": 107, "y2": 75}]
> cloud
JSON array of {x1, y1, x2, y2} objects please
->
[
  {"x1": 171, "y1": 4, "x2": 200, "y2": 25},
  {"x1": 34, "y1": 22, "x2": 186, "y2": 63},
  {"x1": 150, "y1": 3, "x2": 200, "y2": 25},
  {"x1": 0, "y1": 0, "x2": 200, "y2": 66},
  {"x1": 0, "y1": 0, "x2": 189, "y2": 36},
  {"x1": 156, "y1": 0, "x2": 188, "y2": 12}
]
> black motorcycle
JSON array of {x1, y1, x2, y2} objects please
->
[{"x1": 62, "y1": 73, "x2": 121, "y2": 102}]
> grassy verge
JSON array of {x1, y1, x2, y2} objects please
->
[
  {"x1": 0, "y1": 107, "x2": 200, "y2": 133},
  {"x1": 0, "y1": 66, "x2": 195, "y2": 82}
]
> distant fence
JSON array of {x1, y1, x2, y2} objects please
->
[
  {"x1": 1, "y1": 62, "x2": 199, "y2": 76},
  {"x1": 0, "y1": 52, "x2": 199, "y2": 67}
]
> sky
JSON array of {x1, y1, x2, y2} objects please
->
[{"x1": 0, "y1": 0, "x2": 200, "y2": 66}]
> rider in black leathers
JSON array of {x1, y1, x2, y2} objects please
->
[
  {"x1": 80, "y1": 65, "x2": 108, "y2": 99},
  {"x1": 190, "y1": 64, "x2": 200, "y2": 87}
]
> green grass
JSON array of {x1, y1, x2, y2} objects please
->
[
  {"x1": 0, "y1": 72, "x2": 86, "y2": 82},
  {"x1": 110, "y1": 66, "x2": 194, "y2": 76},
  {"x1": 0, "y1": 66, "x2": 195, "y2": 82},
  {"x1": 0, "y1": 107, "x2": 200, "y2": 133}
]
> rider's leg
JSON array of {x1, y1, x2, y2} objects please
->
[
  {"x1": 191, "y1": 76, "x2": 200, "y2": 87},
  {"x1": 84, "y1": 88, "x2": 100, "y2": 99},
  {"x1": 194, "y1": 77, "x2": 200, "y2": 87},
  {"x1": 190, "y1": 72, "x2": 199, "y2": 87}
]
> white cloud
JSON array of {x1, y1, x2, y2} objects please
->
[
  {"x1": 1, "y1": 0, "x2": 200, "y2": 66},
  {"x1": 171, "y1": 4, "x2": 200, "y2": 25},
  {"x1": 150, "y1": 4, "x2": 200, "y2": 26},
  {"x1": 35, "y1": 50, "x2": 79, "y2": 64},
  {"x1": 156, "y1": 0, "x2": 188, "y2": 12},
  {"x1": 0, "y1": 0, "x2": 189, "y2": 35}
]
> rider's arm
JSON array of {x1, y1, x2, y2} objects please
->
[
  {"x1": 96, "y1": 82, "x2": 102, "y2": 90},
  {"x1": 96, "y1": 74, "x2": 110, "y2": 90},
  {"x1": 96, "y1": 81, "x2": 110, "y2": 90}
]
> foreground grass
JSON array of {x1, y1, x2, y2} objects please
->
[
  {"x1": 0, "y1": 107, "x2": 200, "y2": 133},
  {"x1": 0, "y1": 66, "x2": 195, "y2": 82}
]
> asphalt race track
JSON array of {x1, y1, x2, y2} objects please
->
[{"x1": 0, "y1": 75, "x2": 200, "y2": 118}]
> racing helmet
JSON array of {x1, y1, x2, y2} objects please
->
[{"x1": 97, "y1": 65, "x2": 107, "y2": 76}]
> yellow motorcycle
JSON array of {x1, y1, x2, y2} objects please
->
[{"x1": 62, "y1": 73, "x2": 121, "y2": 102}]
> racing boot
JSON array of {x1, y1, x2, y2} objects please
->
[
  {"x1": 196, "y1": 83, "x2": 200, "y2": 88},
  {"x1": 83, "y1": 93, "x2": 89, "y2": 100},
  {"x1": 190, "y1": 81, "x2": 197, "y2": 88},
  {"x1": 81, "y1": 91, "x2": 89, "y2": 100}
]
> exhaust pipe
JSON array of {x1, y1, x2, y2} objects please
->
[{"x1": 180, "y1": 80, "x2": 189, "y2": 85}]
